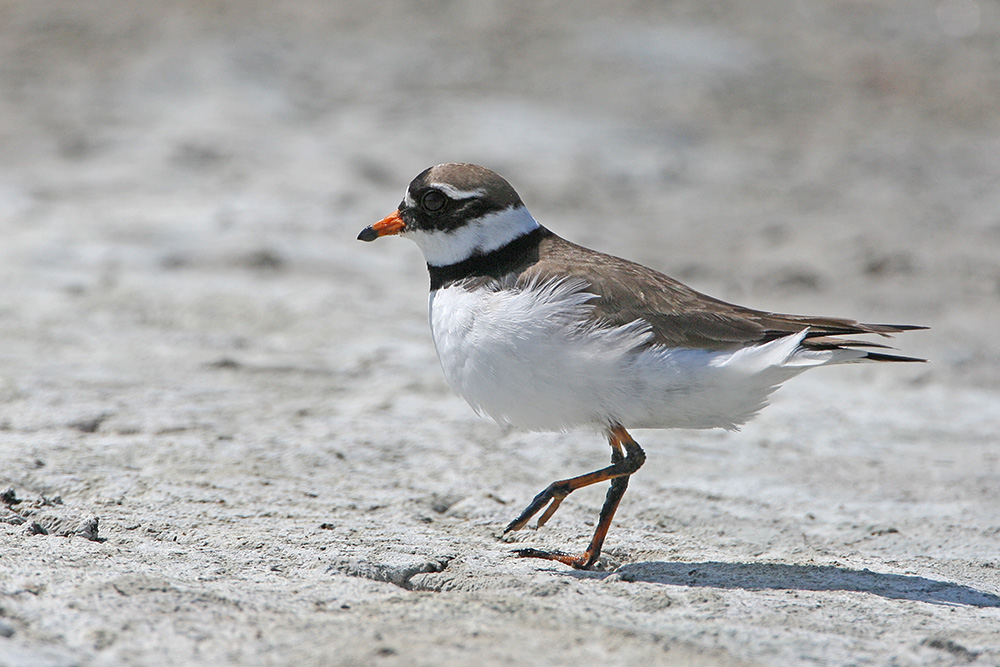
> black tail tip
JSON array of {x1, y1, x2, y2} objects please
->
[{"x1": 865, "y1": 352, "x2": 927, "y2": 363}]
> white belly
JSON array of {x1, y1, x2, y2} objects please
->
[{"x1": 428, "y1": 279, "x2": 853, "y2": 432}]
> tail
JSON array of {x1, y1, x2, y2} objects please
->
[
  {"x1": 861, "y1": 351, "x2": 927, "y2": 363},
  {"x1": 694, "y1": 325, "x2": 925, "y2": 430},
  {"x1": 798, "y1": 323, "x2": 928, "y2": 363}
]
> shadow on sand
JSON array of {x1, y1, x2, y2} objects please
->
[{"x1": 568, "y1": 561, "x2": 1000, "y2": 607}]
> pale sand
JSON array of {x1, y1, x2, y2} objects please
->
[{"x1": 1, "y1": 2, "x2": 998, "y2": 665}]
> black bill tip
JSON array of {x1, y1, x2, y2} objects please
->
[{"x1": 357, "y1": 226, "x2": 378, "y2": 242}]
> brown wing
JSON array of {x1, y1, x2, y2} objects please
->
[{"x1": 523, "y1": 232, "x2": 925, "y2": 358}]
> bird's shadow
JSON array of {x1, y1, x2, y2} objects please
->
[{"x1": 567, "y1": 560, "x2": 1000, "y2": 608}]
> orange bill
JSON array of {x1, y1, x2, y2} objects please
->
[{"x1": 357, "y1": 210, "x2": 406, "y2": 242}]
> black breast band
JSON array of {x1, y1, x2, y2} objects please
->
[{"x1": 427, "y1": 226, "x2": 549, "y2": 290}]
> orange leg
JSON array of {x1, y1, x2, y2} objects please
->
[{"x1": 504, "y1": 424, "x2": 646, "y2": 569}]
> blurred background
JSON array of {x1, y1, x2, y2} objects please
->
[
  {"x1": 1, "y1": 0, "x2": 998, "y2": 396},
  {"x1": 2, "y1": 4, "x2": 999, "y2": 662}
]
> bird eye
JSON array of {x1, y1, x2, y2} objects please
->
[{"x1": 420, "y1": 189, "x2": 447, "y2": 212}]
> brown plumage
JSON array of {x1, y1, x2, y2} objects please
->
[{"x1": 451, "y1": 226, "x2": 926, "y2": 359}]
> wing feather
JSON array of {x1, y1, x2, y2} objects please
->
[{"x1": 520, "y1": 233, "x2": 925, "y2": 358}]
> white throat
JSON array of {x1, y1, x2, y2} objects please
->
[{"x1": 407, "y1": 205, "x2": 540, "y2": 267}]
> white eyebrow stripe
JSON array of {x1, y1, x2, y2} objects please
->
[
  {"x1": 403, "y1": 192, "x2": 416, "y2": 208},
  {"x1": 429, "y1": 183, "x2": 486, "y2": 200}
]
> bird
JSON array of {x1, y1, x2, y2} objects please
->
[{"x1": 357, "y1": 162, "x2": 926, "y2": 570}]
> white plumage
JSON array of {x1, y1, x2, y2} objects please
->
[{"x1": 429, "y1": 276, "x2": 866, "y2": 433}]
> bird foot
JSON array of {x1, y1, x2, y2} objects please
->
[
  {"x1": 503, "y1": 483, "x2": 570, "y2": 533},
  {"x1": 512, "y1": 547, "x2": 600, "y2": 570}
]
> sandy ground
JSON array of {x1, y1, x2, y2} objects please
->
[{"x1": 2, "y1": 1, "x2": 999, "y2": 665}]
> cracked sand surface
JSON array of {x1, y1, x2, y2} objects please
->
[{"x1": 1, "y1": 1, "x2": 999, "y2": 665}]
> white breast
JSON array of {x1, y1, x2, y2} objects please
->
[
  {"x1": 429, "y1": 278, "x2": 636, "y2": 430},
  {"x1": 428, "y1": 278, "x2": 858, "y2": 432}
]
